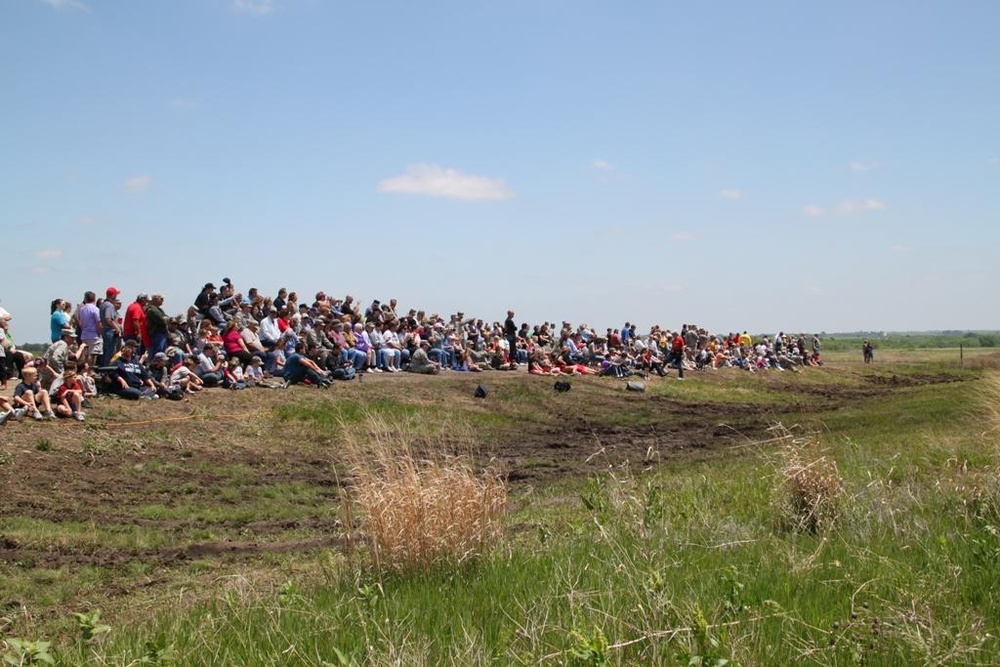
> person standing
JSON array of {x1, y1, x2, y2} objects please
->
[
  {"x1": 145, "y1": 293, "x2": 170, "y2": 357},
  {"x1": 123, "y1": 293, "x2": 149, "y2": 355},
  {"x1": 670, "y1": 329, "x2": 686, "y2": 379},
  {"x1": 504, "y1": 309, "x2": 518, "y2": 368},
  {"x1": 100, "y1": 287, "x2": 122, "y2": 367},
  {"x1": 49, "y1": 299, "x2": 70, "y2": 343},
  {"x1": 77, "y1": 291, "x2": 102, "y2": 367}
]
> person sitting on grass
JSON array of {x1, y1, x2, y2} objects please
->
[
  {"x1": 528, "y1": 348, "x2": 560, "y2": 376},
  {"x1": 170, "y1": 356, "x2": 203, "y2": 394},
  {"x1": 283, "y1": 341, "x2": 331, "y2": 387},
  {"x1": 77, "y1": 362, "x2": 99, "y2": 398},
  {"x1": 14, "y1": 365, "x2": 56, "y2": 420},
  {"x1": 0, "y1": 393, "x2": 25, "y2": 426},
  {"x1": 244, "y1": 355, "x2": 265, "y2": 386},
  {"x1": 194, "y1": 344, "x2": 226, "y2": 387},
  {"x1": 223, "y1": 356, "x2": 247, "y2": 390},
  {"x1": 40, "y1": 325, "x2": 84, "y2": 390},
  {"x1": 113, "y1": 340, "x2": 158, "y2": 400},
  {"x1": 405, "y1": 340, "x2": 441, "y2": 375},
  {"x1": 54, "y1": 366, "x2": 86, "y2": 421}
]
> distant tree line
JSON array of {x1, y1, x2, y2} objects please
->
[{"x1": 820, "y1": 332, "x2": 1000, "y2": 351}]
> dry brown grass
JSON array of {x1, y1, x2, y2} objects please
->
[
  {"x1": 770, "y1": 425, "x2": 844, "y2": 534},
  {"x1": 980, "y1": 371, "x2": 1000, "y2": 438},
  {"x1": 341, "y1": 414, "x2": 507, "y2": 573}
]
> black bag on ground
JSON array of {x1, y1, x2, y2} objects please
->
[
  {"x1": 474, "y1": 384, "x2": 488, "y2": 398},
  {"x1": 554, "y1": 380, "x2": 571, "y2": 392},
  {"x1": 625, "y1": 381, "x2": 646, "y2": 392}
]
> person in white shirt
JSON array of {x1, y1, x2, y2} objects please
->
[{"x1": 258, "y1": 308, "x2": 281, "y2": 348}]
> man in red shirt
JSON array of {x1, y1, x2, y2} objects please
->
[
  {"x1": 123, "y1": 293, "x2": 149, "y2": 357},
  {"x1": 669, "y1": 329, "x2": 686, "y2": 380}
]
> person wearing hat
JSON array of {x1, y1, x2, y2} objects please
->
[
  {"x1": 239, "y1": 319, "x2": 274, "y2": 371},
  {"x1": 147, "y1": 351, "x2": 172, "y2": 398},
  {"x1": 123, "y1": 294, "x2": 149, "y2": 355},
  {"x1": 39, "y1": 325, "x2": 81, "y2": 390},
  {"x1": 244, "y1": 355, "x2": 265, "y2": 386},
  {"x1": 145, "y1": 294, "x2": 170, "y2": 357},
  {"x1": 53, "y1": 365, "x2": 86, "y2": 421},
  {"x1": 194, "y1": 282, "x2": 216, "y2": 318},
  {"x1": 100, "y1": 287, "x2": 122, "y2": 367},
  {"x1": 405, "y1": 339, "x2": 440, "y2": 375}
]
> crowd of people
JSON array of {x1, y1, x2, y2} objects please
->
[{"x1": 0, "y1": 279, "x2": 827, "y2": 426}]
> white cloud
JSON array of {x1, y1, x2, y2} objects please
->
[
  {"x1": 35, "y1": 248, "x2": 63, "y2": 260},
  {"x1": 169, "y1": 97, "x2": 200, "y2": 111},
  {"x1": 890, "y1": 244, "x2": 910, "y2": 253},
  {"x1": 590, "y1": 159, "x2": 616, "y2": 172},
  {"x1": 672, "y1": 231, "x2": 697, "y2": 242},
  {"x1": 233, "y1": 0, "x2": 275, "y2": 15},
  {"x1": 124, "y1": 173, "x2": 153, "y2": 193},
  {"x1": 37, "y1": 0, "x2": 89, "y2": 11},
  {"x1": 31, "y1": 266, "x2": 51, "y2": 275},
  {"x1": 990, "y1": 157, "x2": 1000, "y2": 166},
  {"x1": 836, "y1": 198, "x2": 886, "y2": 214},
  {"x1": 804, "y1": 199, "x2": 885, "y2": 217},
  {"x1": 378, "y1": 164, "x2": 513, "y2": 201},
  {"x1": 849, "y1": 160, "x2": 879, "y2": 172},
  {"x1": 76, "y1": 215, "x2": 98, "y2": 226},
  {"x1": 719, "y1": 188, "x2": 744, "y2": 200}
]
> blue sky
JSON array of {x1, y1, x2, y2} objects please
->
[{"x1": 3, "y1": 0, "x2": 998, "y2": 344}]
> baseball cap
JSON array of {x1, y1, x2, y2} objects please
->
[{"x1": 106, "y1": 286, "x2": 121, "y2": 297}]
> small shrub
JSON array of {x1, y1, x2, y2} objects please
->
[
  {"x1": 343, "y1": 414, "x2": 507, "y2": 573},
  {"x1": 772, "y1": 425, "x2": 844, "y2": 534}
]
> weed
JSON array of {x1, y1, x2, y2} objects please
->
[
  {"x1": 33, "y1": 439, "x2": 51, "y2": 453},
  {"x1": 137, "y1": 636, "x2": 174, "y2": 665},
  {"x1": 1, "y1": 638, "x2": 54, "y2": 665},
  {"x1": 580, "y1": 474, "x2": 610, "y2": 515},
  {"x1": 342, "y1": 413, "x2": 507, "y2": 573},
  {"x1": 567, "y1": 625, "x2": 609, "y2": 666},
  {"x1": 642, "y1": 480, "x2": 665, "y2": 529},
  {"x1": 71, "y1": 610, "x2": 110, "y2": 642},
  {"x1": 679, "y1": 606, "x2": 730, "y2": 667}
]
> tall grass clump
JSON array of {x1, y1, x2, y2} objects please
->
[
  {"x1": 958, "y1": 371, "x2": 1000, "y2": 524},
  {"x1": 980, "y1": 371, "x2": 1000, "y2": 439},
  {"x1": 771, "y1": 424, "x2": 844, "y2": 534},
  {"x1": 341, "y1": 413, "x2": 507, "y2": 573}
]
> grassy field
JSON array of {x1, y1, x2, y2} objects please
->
[{"x1": 2, "y1": 348, "x2": 999, "y2": 665}]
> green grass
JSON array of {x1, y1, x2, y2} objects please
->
[{"x1": 5, "y1": 356, "x2": 1000, "y2": 665}]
